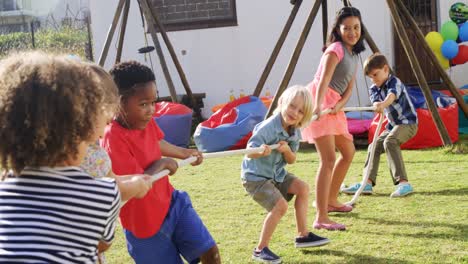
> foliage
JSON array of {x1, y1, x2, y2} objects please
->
[
  {"x1": 106, "y1": 146, "x2": 467, "y2": 263},
  {"x1": 0, "y1": 27, "x2": 88, "y2": 58},
  {"x1": 0, "y1": 32, "x2": 31, "y2": 55}
]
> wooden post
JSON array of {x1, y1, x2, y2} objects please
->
[
  {"x1": 345, "y1": 0, "x2": 380, "y2": 53},
  {"x1": 387, "y1": 0, "x2": 451, "y2": 145},
  {"x1": 98, "y1": 0, "x2": 126, "y2": 66},
  {"x1": 321, "y1": 0, "x2": 328, "y2": 46},
  {"x1": 395, "y1": 0, "x2": 468, "y2": 118},
  {"x1": 138, "y1": 0, "x2": 197, "y2": 111},
  {"x1": 266, "y1": 0, "x2": 322, "y2": 118},
  {"x1": 115, "y1": 0, "x2": 130, "y2": 64},
  {"x1": 85, "y1": 14, "x2": 94, "y2": 61},
  {"x1": 253, "y1": 0, "x2": 303, "y2": 97},
  {"x1": 152, "y1": 33, "x2": 178, "y2": 102}
]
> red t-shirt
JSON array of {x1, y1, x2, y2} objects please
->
[{"x1": 101, "y1": 120, "x2": 174, "y2": 238}]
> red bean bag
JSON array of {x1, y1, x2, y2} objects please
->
[{"x1": 368, "y1": 104, "x2": 459, "y2": 149}]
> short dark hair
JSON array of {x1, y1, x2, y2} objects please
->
[
  {"x1": 324, "y1": 6, "x2": 366, "y2": 54},
  {"x1": 109, "y1": 60, "x2": 156, "y2": 98},
  {"x1": 363, "y1": 53, "x2": 389, "y2": 75}
]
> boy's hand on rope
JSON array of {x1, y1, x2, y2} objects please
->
[
  {"x1": 185, "y1": 149, "x2": 203, "y2": 166},
  {"x1": 373, "y1": 102, "x2": 385, "y2": 113},
  {"x1": 260, "y1": 144, "x2": 272, "y2": 157},
  {"x1": 277, "y1": 141, "x2": 291, "y2": 154}
]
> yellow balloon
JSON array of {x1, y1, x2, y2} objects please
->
[
  {"x1": 434, "y1": 52, "x2": 450, "y2": 69},
  {"x1": 425, "y1": 31, "x2": 444, "y2": 53}
]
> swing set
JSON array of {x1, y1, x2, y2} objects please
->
[{"x1": 99, "y1": 0, "x2": 468, "y2": 206}]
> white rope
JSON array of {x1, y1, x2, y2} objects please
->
[
  {"x1": 311, "y1": 106, "x2": 376, "y2": 121},
  {"x1": 345, "y1": 113, "x2": 384, "y2": 206},
  {"x1": 150, "y1": 144, "x2": 280, "y2": 184},
  {"x1": 203, "y1": 144, "x2": 280, "y2": 159},
  {"x1": 121, "y1": 143, "x2": 282, "y2": 207}
]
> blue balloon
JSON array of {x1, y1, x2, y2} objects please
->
[
  {"x1": 460, "y1": 22, "x2": 468, "y2": 42},
  {"x1": 441, "y1": 40, "x2": 459, "y2": 59}
]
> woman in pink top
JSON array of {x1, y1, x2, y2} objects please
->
[{"x1": 302, "y1": 7, "x2": 366, "y2": 231}]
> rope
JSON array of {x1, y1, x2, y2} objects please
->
[
  {"x1": 311, "y1": 106, "x2": 376, "y2": 121},
  {"x1": 344, "y1": 113, "x2": 384, "y2": 206},
  {"x1": 120, "y1": 144, "x2": 280, "y2": 207}
]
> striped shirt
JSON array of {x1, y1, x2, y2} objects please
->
[
  {"x1": 0, "y1": 166, "x2": 121, "y2": 264},
  {"x1": 369, "y1": 74, "x2": 418, "y2": 130}
]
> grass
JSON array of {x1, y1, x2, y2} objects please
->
[{"x1": 106, "y1": 136, "x2": 468, "y2": 264}]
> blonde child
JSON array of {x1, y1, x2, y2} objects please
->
[
  {"x1": 242, "y1": 85, "x2": 329, "y2": 264},
  {"x1": 0, "y1": 52, "x2": 120, "y2": 263},
  {"x1": 342, "y1": 53, "x2": 417, "y2": 197},
  {"x1": 102, "y1": 61, "x2": 220, "y2": 264},
  {"x1": 301, "y1": 7, "x2": 366, "y2": 231}
]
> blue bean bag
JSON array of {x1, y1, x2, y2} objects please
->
[
  {"x1": 194, "y1": 96, "x2": 267, "y2": 152},
  {"x1": 153, "y1": 102, "x2": 193, "y2": 147}
]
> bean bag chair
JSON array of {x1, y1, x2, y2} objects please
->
[
  {"x1": 459, "y1": 94, "x2": 468, "y2": 134},
  {"x1": 368, "y1": 89, "x2": 459, "y2": 149},
  {"x1": 346, "y1": 111, "x2": 375, "y2": 135},
  {"x1": 439, "y1": 85, "x2": 468, "y2": 134},
  {"x1": 153, "y1": 102, "x2": 193, "y2": 147},
  {"x1": 194, "y1": 96, "x2": 267, "y2": 152}
]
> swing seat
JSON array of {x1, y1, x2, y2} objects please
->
[
  {"x1": 153, "y1": 102, "x2": 193, "y2": 147},
  {"x1": 194, "y1": 96, "x2": 267, "y2": 152},
  {"x1": 138, "y1": 46, "x2": 155, "y2": 53}
]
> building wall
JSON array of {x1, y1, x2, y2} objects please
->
[{"x1": 92, "y1": 0, "x2": 448, "y2": 118}]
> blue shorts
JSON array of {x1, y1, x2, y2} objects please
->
[{"x1": 124, "y1": 190, "x2": 216, "y2": 264}]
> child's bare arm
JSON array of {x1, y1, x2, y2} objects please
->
[
  {"x1": 332, "y1": 70, "x2": 356, "y2": 114},
  {"x1": 247, "y1": 144, "x2": 272, "y2": 159},
  {"x1": 374, "y1": 93, "x2": 396, "y2": 113},
  {"x1": 277, "y1": 141, "x2": 296, "y2": 164},
  {"x1": 144, "y1": 157, "x2": 178, "y2": 176},
  {"x1": 113, "y1": 173, "x2": 152, "y2": 201},
  {"x1": 159, "y1": 140, "x2": 203, "y2": 165},
  {"x1": 97, "y1": 240, "x2": 112, "y2": 253}
]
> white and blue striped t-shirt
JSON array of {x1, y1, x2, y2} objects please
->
[{"x1": 0, "y1": 166, "x2": 121, "y2": 264}]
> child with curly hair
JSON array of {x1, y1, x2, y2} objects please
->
[
  {"x1": 0, "y1": 52, "x2": 121, "y2": 263},
  {"x1": 102, "y1": 60, "x2": 220, "y2": 264}
]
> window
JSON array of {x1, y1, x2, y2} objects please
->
[
  {"x1": 393, "y1": 0, "x2": 440, "y2": 87},
  {"x1": 0, "y1": 0, "x2": 18, "y2": 11},
  {"x1": 149, "y1": 0, "x2": 237, "y2": 32}
]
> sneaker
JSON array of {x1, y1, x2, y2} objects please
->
[
  {"x1": 252, "y1": 247, "x2": 282, "y2": 263},
  {"x1": 390, "y1": 183, "x2": 413, "y2": 198},
  {"x1": 295, "y1": 232, "x2": 330, "y2": 248},
  {"x1": 341, "y1": 182, "x2": 373, "y2": 195}
]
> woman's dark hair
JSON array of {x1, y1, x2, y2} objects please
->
[
  {"x1": 324, "y1": 6, "x2": 366, "y2": 54},
  {"x1": 109, "y1": 60, "x2": 156, "y2": 98}
]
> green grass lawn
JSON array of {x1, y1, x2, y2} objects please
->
[{"x1": 106, "y1": 137, "x2": 467, "y2": 264}]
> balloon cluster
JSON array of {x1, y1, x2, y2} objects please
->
[{"x1": 424, "y1": 2, "x2": 468, "y2": 69}]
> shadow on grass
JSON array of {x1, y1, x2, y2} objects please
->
[
  {"x1": 299, "y1": 249, "x2": 412, "y2": 264},
  {"x1": 414, "y1": 187, "x2": 468, "y2": 196},
  {"x1": 351, "y1": 216, "x2": 467, "y2": 240}
]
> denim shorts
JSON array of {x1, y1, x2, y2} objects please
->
[
  {"x1": 124, "y1": 190, "x2": 216, "y2": 264},
  {"x1": 243, "y1": 173, "x2": 297, "y2": 212}
]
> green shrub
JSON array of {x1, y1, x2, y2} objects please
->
[{"x1": 0, "y1": 27, "x2": 89, "y2": 59}]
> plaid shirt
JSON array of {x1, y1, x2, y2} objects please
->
[{"x1": 369, "y1": 74, "x2": 418, "y2": 130}]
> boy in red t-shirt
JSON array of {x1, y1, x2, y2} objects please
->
[{"x1": 102, "y1": 61, "x2": 220, "y2": 264}]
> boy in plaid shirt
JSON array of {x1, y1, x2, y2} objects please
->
[{"x1": 342, "y1": 53, "x2": 418, "y2": 197}]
